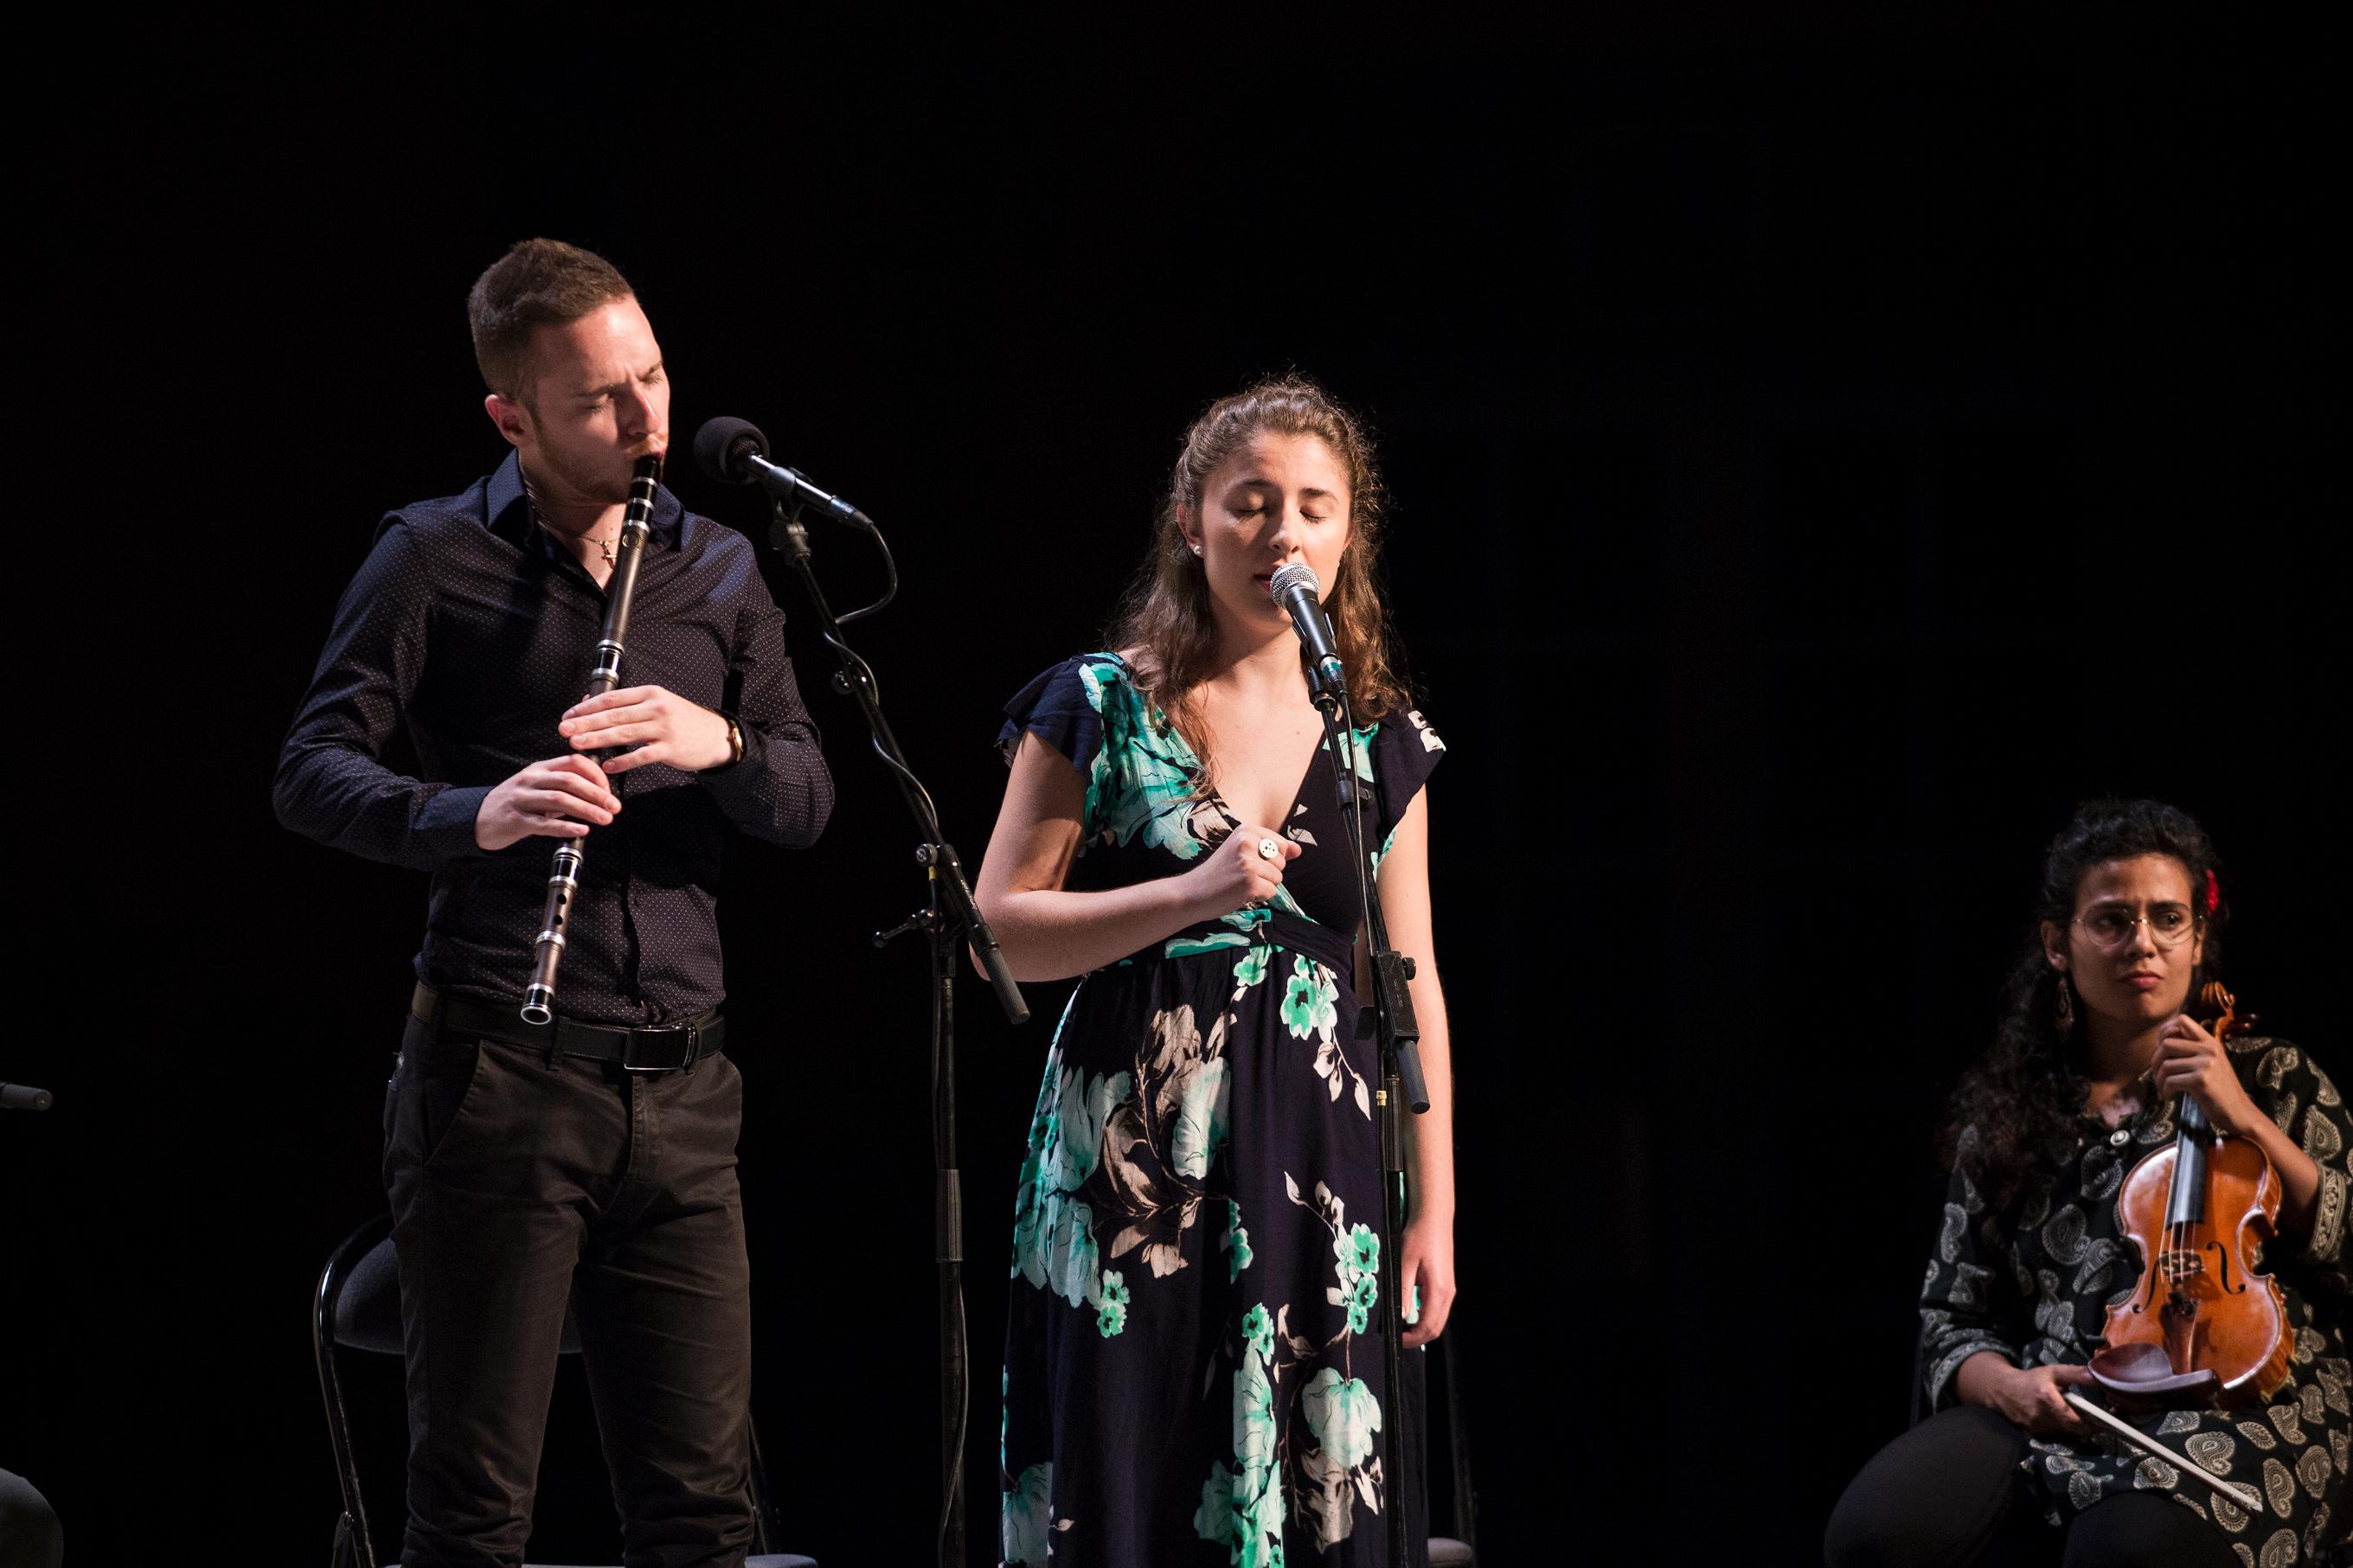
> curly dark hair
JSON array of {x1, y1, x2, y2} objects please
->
[{"x1": 1941, "y1": 797, "x2": 2224, "y2": 1212}]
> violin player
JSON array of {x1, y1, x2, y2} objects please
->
[{"x1": 1826, "y1": 799, "x2": 2349, "y2": 1566}]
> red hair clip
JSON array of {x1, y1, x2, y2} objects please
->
[{"x1": 2204, "y1": 868, "x2": 2222, "y2": 915}]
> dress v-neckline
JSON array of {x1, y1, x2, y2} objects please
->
[
  {"x1": 1209, "y1": 748, "x2": 1324, "y2": 837},
  {"x1": 1181, "y1": 727, "x2": 1324, "y2": 837},
  {"x1": 1112, "y1": 654, "x2": 1332, "y2": 833}
]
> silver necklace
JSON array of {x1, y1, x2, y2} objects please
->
[{"x1": 522, "y1": 470, "x2": 616, "y2": 566}]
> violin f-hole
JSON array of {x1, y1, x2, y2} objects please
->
[{"x1": 2205, "y1": 1239, "x2": 2243, "y2": 1294}]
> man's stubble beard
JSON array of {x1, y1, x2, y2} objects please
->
[{"x1": 527, "y1": 431, "x2": 635, "y2": 509}]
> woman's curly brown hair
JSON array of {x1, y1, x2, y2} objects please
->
[
  {"x1": 1106, "y1": 375, "x2": 1409, "y2": 778},
  {"x1": 1942, "y1": 797, "x2": 2223, "y2": 1213}
]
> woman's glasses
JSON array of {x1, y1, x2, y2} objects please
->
[{"x1": 2072, "y1": 904, "x2": 2199, "y2": 950}]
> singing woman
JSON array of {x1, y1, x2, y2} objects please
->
[
  {"x1": 975, "y1": 376, "x2": 1456, "y2": 1565},
  {"x1": 1826, "y1": 799, "x2": 2350, "y2": 1567}
]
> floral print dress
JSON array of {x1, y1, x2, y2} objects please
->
[
  {"x1": 1923, "y1": 1037, "x2": 2353, "y2": 1563},
  {"x1": 997, "y1": 653, "x2": 1446, "y2": 1568}
]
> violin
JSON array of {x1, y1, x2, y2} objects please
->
[{"x1": 2086, "y1": 982, "x2": 2292, "y2": 1411}]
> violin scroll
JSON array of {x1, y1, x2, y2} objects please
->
[{"x1": 2196, "y1": 980, "x2": 2256, "y2": 1044}]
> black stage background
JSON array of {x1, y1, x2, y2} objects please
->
[{"x1": 9, "y1": 16, "x2": 2341, "y2": 1565}]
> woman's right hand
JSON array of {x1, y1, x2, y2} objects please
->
[
  {"x1": 1181, "y1": 823, "x2": 1301, "y2": 919},
  {"x1": 1965, "y1": 1355, "x2": 2094, "y2": 1437}
]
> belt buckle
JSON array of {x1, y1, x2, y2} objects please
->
[{"x1": 620, "y1": 1022, "x2": 696, "y2": 1073}]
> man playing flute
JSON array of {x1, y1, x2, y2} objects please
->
[{"x1": 276, "y1": 238, "x2": 833, "y2": 1566}]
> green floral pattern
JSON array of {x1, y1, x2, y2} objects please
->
[
  {"x1": 1010, "y1": 1051, "x2": 1133, "y2": 1309},
  {"x1": 1215, "y1": 1332, "x2": 1291, "y2": 1567},
  {"x1": 1097, "y1": 1270, "x2": 1130, "y2": 1338},
  {"x1": 1329, "y1": 1222, "x2": 1383, "y2": 1335},
  {"x1": 1074, "y1": 657, "x2": 1229, "y2": 864},
  {"x1": 997, "y1": 654, "x2": 1446, "y2": 1566},
  {"x1": 1000, "y1": 1461, "x2": 1067, "y2": 1565},
  {"x1": 1281, "y1": 952, "x2": 1371, "y2": 1120},
  {"x1": 1280, "y1": 956, "x2": 1338, "y2": 1040},
  {"x1": 1223, "y1": 1199, "x2": 1254, "y2": 1281},
  {"x1": 1231, "y1": 945, "x2": 1273, "y2": 997},
  {"x1": 1241, "y1": 1302, "x2": 1276, "y2": 1361},
  {"x1": 1303, "y1": 1368, "x2": 1382, "y2": 1472}
]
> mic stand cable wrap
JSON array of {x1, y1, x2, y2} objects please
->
[{"x1": 702, "y1": 417, "x2": 1029, "y2": 1568}]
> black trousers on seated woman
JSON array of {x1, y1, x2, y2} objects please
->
[{"x1": 1825, "y1": 1408, "x2": 2238, "y2": 1568}]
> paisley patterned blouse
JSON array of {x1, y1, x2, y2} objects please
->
[{"x1": 1922, "y1": 1035, "x2": 2352, "y2": 1562}]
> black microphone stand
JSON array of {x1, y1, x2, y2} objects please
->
[
  {"x1": 1309, "y1": 665, "x2": 1430, "y2": 1568},
  {"x1": 761, "y1": 493, "x2": 1029, "y2": 1568}
]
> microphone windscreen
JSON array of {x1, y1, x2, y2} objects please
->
[
  {"x1": 1269, "y1": 562, "x2": 1322, "y2": 603},
  {"x1": 692, "y1": 416, "x2": 769, "y2": 484}
]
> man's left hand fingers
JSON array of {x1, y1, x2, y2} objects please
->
[
  {"x1": 563, "y1": 688, "x2": 635, "y2": 718},
  {"x1": 601, "y1": 746, "x2": 666, "y2": 775},
  {"x1": 563, "y1": 706, "x2": 657, "y2": 737},
  {"x1": 565, "y1": 686, "x2": 671, "y2": 720}
]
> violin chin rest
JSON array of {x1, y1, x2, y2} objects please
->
[{"x1": 2087, "y1": 1342, "x2": 2221, "y2": 1406}]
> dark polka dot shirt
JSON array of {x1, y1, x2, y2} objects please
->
[{"x1": 275, "y1": 451, "x2": 835, "y2": 1025}]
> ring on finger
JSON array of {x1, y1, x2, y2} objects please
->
[{"x1": 1256, "y1": 835, "x2": 1281, "y2": 861}]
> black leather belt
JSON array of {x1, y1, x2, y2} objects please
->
[{"x1": 411, "y1": 983, "x2": 723, "y2": 1072}]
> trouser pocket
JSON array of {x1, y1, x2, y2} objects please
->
[{"x1": 383, "y1": 1014, "x2": 491, "y2": 1185}]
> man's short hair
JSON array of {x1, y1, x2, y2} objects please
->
[{"x1": 467, "y1": 239, "x2": 636, "y2": 405}]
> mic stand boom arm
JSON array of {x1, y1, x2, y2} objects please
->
[
  {"x1": 1311, "y1": 676, "x2": 1430, "y2": 1568},
  {"x1": 760, "y1": 500, "x2": 1027, "y2": 1022},
  {"x1": 762, "y1": 496, "x2": 1029, "y2": 1568}
]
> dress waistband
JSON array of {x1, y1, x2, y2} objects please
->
[{"x1": 1118, "y1": 907, "x2": 1356, "y2": 977}]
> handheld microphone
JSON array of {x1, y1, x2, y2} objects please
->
[
  {"x1": 692, "y1": 416, "x2": 875, "y2": 529},
  {"x1": 1268, "y1": 562, "x2": 1344, "y2": 704}
]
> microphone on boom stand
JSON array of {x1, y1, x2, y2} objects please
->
[
  {"x1": 1269, "y1": 557, "x2": 1429, "y2": 1568},
  {"x1": 1268, "y1": 560, "x2": 1345, "y2": 706},
  {"x1": 693, "y1": 416, "x2": 875, "y2": 530},
  {"x1": 691, "y1": 410, "x2": 1029, "y2": 1568}
]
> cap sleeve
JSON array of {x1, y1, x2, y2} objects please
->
[
  {"x1": 1369, "y1": 704, "x2": 1446, "y2": 854},
  {"x1": 997, "y1": 655, "x2": 1114, "y2": 779}
]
